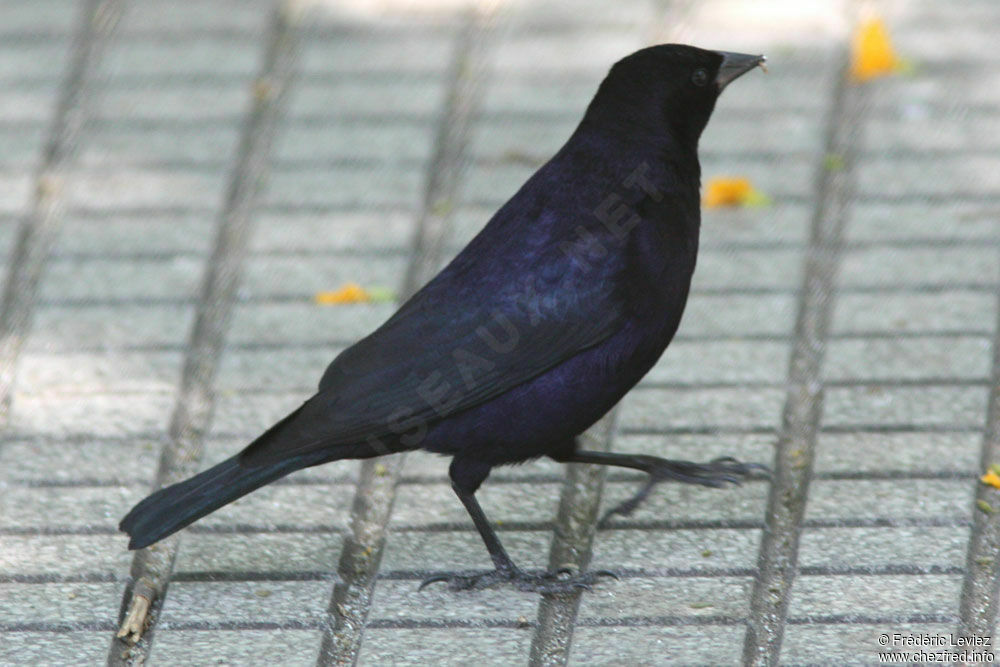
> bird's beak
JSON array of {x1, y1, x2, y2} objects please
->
[{"x1": 714, "y1": 51, "x2": 766, "y2": 91}]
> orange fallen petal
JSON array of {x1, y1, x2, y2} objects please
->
[
  {"x1": 981, "y1": 470, "x2": 1000, "y2": 489},
  {"x1": 850, "y1": 17, "x2": 901, "y2": 82},
  {"x1": 315, "y1": 283, "x2": 370, "y2": 305},
  {"x1": 703, "y1": 177, "x2": 766, "y2": 208},
  {"x1": 703, "y1": 177, "x2": 752, "y2": 207}
]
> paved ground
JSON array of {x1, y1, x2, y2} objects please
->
[{"x1": 1, "y1": 0, "x2": 999, "y2": 664}]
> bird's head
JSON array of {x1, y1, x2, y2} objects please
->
[{"x1": 582, "y1": 44, "x2": 765, "y2": 149}]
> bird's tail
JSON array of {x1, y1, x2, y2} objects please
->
[{"x1": 119, "y1": 452, "x2": 321, "y2": 550}]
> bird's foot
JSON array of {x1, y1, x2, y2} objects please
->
[
  {"x1": 600, "y1": 456, "x2": 768, "y2": 526},
  {"x1": 419, "y1": 566, "x2": 618, "y2": 593}
]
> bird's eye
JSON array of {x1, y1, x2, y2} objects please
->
[{"x1": 691, "y1": 68, "x2": 709, "y2": 87}]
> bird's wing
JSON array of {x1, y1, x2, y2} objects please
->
[{"x1": 239, "y1": 239, "x2": 628, "y2": 465}]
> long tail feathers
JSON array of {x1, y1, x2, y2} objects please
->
[{"x1": 119, "y1": 453, "x2": 312, "y2": 550}]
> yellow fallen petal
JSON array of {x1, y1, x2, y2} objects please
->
[
  {"x1": 315, "y1": 283, "x2": 370, "y2": 305},
  {"x1": 703, "y1": 178, "x2": 751, "y2": 207},
  {"x1": 703, "y1": 177, "x2": 770, "y2": 208},
  {"x1": 850, "y1": 17, "x2": 901, "y2": 82},
  {"x1": 981, "y1": 470, "x2": 1000, "y2": 489}
]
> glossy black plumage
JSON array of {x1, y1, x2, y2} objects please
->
[{"x1": 121, "y1": 44, "x2": 765, "y2": 591}]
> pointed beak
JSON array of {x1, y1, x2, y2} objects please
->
[{"x1": 714, "y1": 51, "x2": 766, "y2": 91}]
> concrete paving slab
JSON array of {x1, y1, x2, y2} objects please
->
[
  {"x1": 832, "y1": 291, "x2": 996, "y2": 335},
  {"x1": 797, "y1": 526, "x2": 968, "y2": 571},
  {"x1": 369, "y1": 580, "x2": 538, "y2": 622},
  {"x1": 847, "y1": 203, "x2": 1000, "y2": 242},
  {"x1": 0, "y1": 581, "x2": 125, "y2": 624},
  {"x1": 38, "y1": 256, "x2": 205, "y2": 301},
  {"x1": 149, "y1": 629, "x2": 322, "y2": 666},
  {"x1": 0, "y1": 0, "x2": 77, "y2": 35},
  {"x1": 804, "y1": 479, "x2": 971, "y2": 522},
  {"x1": 1, "y1": 632, "x2": 111, "y2": 666},
  {"x1": 8, "y1": 392, "x2": 174, "y2": 439},
  {"x1": 0, "y1": 438, "x2": 158, "y2": 484},
  {"x1": 173, "y1": 531, "x2": 344, "y2": 574},
  {"x1": 824, "y1": 336, "x2": 991, "y2": 381},
  {"x1": 599, "y1": 481, "x2": 769, "y2": 525},
  {"x1": 620, "y1": 386, "x2": 786, "y2": 431},
  {"x1": 250, "y1": 211, "x2": 415, "y2": 252},
  {"x1": 571, "y1": 625, "x2": 746, "y2": 665},
  {"x1": 578, "y1": 575, "x2": 753, "y2": 620},
  {"x1": 17, "y1": 350, "x2": 183, "y2": 393},
  {"x1": 645, "y1": 339, "x2": 791, "y2": 384},
  {"x1": 29, "y1": 303, "x2": 195, "y2": 350},
  {"x1": 679, "y1": 293, "x2": 798, "y2": 338},
  {"x1": 357, "y1": 628, "x2": 533, "y2": 667},
  {"x1": 788, "y1": 574, "x2": 962, "y2": 620},
  {"x1": 2, "y1": 485, "x2": 145, "y2": 529},
  {"x1": 158, "y1": 580, "x2": 332, "y2": 625},
  {"x1": 216, "y1": 347, "x2": 344, "y2": 391},
  {"x1": 822, "y1": 385, "x2": 987, "y2": 428},
  {"x1": 227, "y1": 302, "x2": 397, "y2": 345},
  {"x1": 839, "y1": 246, "x2": 999, "y2": 288},
  {"x1": 590, "y1": 528, "x2": 762, "y2": 573},
  {"x1": 242, "y1": 254, "x2": 407, "y2": 297},
  {"x1": 813, "y1": 432, "x2": 980, "y2": 474},
  {"x1": 51, "y1": 214, "x2": 215, "y2": 255},
  {"x1": 0, "y1": 534, "x2": 133, "y2": 578}
]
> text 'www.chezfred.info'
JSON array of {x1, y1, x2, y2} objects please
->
[{"x1": 877, "y1": 633, "x2": 993, "y2": 663}]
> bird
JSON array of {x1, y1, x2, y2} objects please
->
[{"x1": 120, "y1": 44, "x2": 767, "y2": 593}]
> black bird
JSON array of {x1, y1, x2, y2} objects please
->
[{"x1": 121, "y1": 45, "x2": 766, "y2": 592}]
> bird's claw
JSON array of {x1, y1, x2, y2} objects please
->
[
  {"x1": 418, "y1": 566, "x2": 617, "y2": 593},
  {"x1": 599, "y1": 455, "x2": 768, "y2": 526},
  {"x1": 674, "y1": 456, "x2": 767, "y2": 487},
  {"x1": 417, "y1": 574, "x2": 453, "y2": 591}
]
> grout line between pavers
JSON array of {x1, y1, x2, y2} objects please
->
[
  {"x1": 314, "y1": 7, "x2": 500, "y2": 665},
  {"x1": 528, "y1": 412, "x2": 616, "y2": 666},
  {"x1": 956, "y1": 256, "x2": 1000, "y2": 639},
  {"x1": 0, "y1": 0, "x2": 125, "y2": 427},
  {"x1": 106, "y1": 3, "x2": 305, "y2": 664},
  {"x1": 742, "y1": 52, "x2": 869, "y2": 665}
]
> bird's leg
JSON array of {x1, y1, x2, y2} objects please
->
[
  {"x1": 454, "y1": 476, "x2": 518, "y2": 575},
  {"x1": 419, "y1": 458, "x2": 615, "y2": 593},
  {"x1": 555, "y1": 450, "x2": 767, "y2": 526}
]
